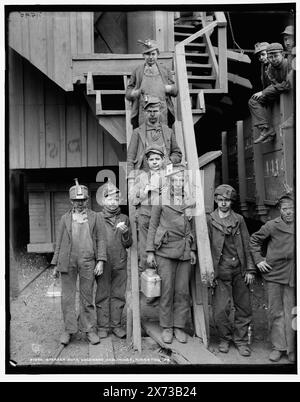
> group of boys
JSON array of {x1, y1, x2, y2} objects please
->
[
  {"x1": 52, "y1": 36, "x2": 295, "y2": 363},
  {"x1": 249, "y1": 25, "x2": 294, "y2": 144}
]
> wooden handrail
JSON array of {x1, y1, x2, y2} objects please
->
[{"x1": 179, "y1": 21, "x2": 218, "y2": 46}]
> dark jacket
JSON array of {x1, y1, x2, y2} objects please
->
[
  {"x1": 125, "y1": 62, "x2": 178, "y2": 124},
  {"x1": 263, "y1": 58, "x2": 290, "y2": 97},
  {"x1": 206, "y1": 210, "x2": 255, "y2": 277},
  {"x1": 51, "y1": 209, "x2": 107, "y2": 272},
  {"x1": 249, "y1": 217, "x2": 295, "y2": 287},
  {"x1": 146, "y1": 203, "x2": 196, "y2": 261},
  {"x1": 100, "y1": 212, "x2": 132, "y2": 267},
  {"x1": 127, "y1": 123, "x2": 182, "y2": 175}
]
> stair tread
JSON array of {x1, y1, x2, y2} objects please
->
[
  {"x1": 186, "y1": 63, "x2": 212, "y2": 68},
  {"x1": 176, "y1": 42, "x2": 206, "y2": 47},
  {"x1": 185, "y1": 52, "x2": 209, "y2": 57},
  {"x1": 175, "y1": 32, "x2": 195, "y2": 37},
  {"x1": 174, "y1": 24, "x2": 195, "y2": 29},
  {"x1": 188, "y1": 75, "x2": 216, "y2": 80},
  {"x1": 192, "y1": 109, "x2": 206, "y2": 113}
]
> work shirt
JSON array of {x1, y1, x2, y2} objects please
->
[
  {"x1": 71, "y1": 211, "x2": 94, "y2": 259},
  {"x1": 263, "y1": 58, "x2": 290, "y2": 97},
  {"x1": 249, "y1": 217, "x2": 295, "y2": 287}
]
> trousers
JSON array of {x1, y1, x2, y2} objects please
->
[
  {"x1": 95, "y1": 260, "x2": 127, "y2": 329},
  {"x1": 265, "y1": 281, "x2": 296, "y2": 354},
  {"x1": 248, "y1": 92, "x2": 278, "y2": 127},
  {"x1": 61, "y1": 255, "x2": 96, "y2": 334},
  {"x1": 213, "y1": 265, "x2": 252, "y2": 345},
  {"x1": 156, "y1": 255, "x2": 192, "y2": 329}
]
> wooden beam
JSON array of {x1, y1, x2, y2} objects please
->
[
  {"x1": 228, "y1": 73, "x2": 252, "y2": 89},
  {"x1": 27, "y1": 243, "x2": 55, "y2": 253},
  {"x1": 204, "y1": 33, "x2": 219, "y2": 82},
  {"x1": 213, "y1": 46, "x2": 251, "y2": 63},
  {"x1": 237, "y1": 121, "x2": 248, "y2": 215},
  {"x1": 221, "y1": 131, "x2": 229, "y2": 183},
  {"x1": 124, "y1": 75, "x2": 142, "y2": 352},
  {"x1": 196, "y1": 90, "x2": 206, "y2": 113},
  {"x1": 95, "y1": 90, "x2": 102, "y2": 115},
  {"x1": 217, "y1": 25, "x2": 228, "y2": 92},
  {"x1": 215, "y1": 12, "x2": 227, "y2": 27},
  {"x1": 179, "y1": 21, "x2": 217, "y2": 46},
  {"x1": 98, "y1": 116, "x2": 126, "y2": 144},
  {"x1": 86, "y1": 71, "x2": 93, "y2": 94}
]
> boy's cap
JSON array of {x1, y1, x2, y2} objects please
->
[
  {"x1": 144, "y1": 96, "x2": 161, "y2": 110},
  {"x1": 165, "y1": 162, "x2": 187, "y2": 177},
  {"x1": 267, "y1": 43, "x2": 284, "y2": 53},
  {"x1": 281, "y1": 25, "x2": 294, "y2": 36},
  {"x1": 254, "y1": 42, "x2": 270, "y2": 54},
  {"x1": 96, "y1": 181, "x2": 120, "y2": 206},
  {"x1": 278, "y1": 191, "x2": 294, "y2": 204},
  {"x1": 69, "y1": 178, "x2": 88, "y2": 200},
  {"x1": 214, "y1": 184, "x2": 237, "y2": 201},
  {"x1": 144, "y1": 144, "x2": 165, "y2": 157},
  {"x1": 138, "y1": 39, "x2": 159, "y2": 54}
]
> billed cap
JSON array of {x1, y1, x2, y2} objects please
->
[
  {"x1": 267, "y1": 43, "x2": 284, "y2": 53},
  {"x1": 214, "y1": 184, "x2": 237, "y2": 201},
  {"x1": 69, "y1": 178, "x2": 88, "y2": 200},
  {"x1": 281, "y1": 26, "x2": 294, "y2": 36},
  {"x1": 144, "y1": 144, "x2": 165, "y2": 157},
  {"x1": 143, "y1": 96, "x2": 161, "y2": 110},
  {"x1": 254, "y1": 42, "x2": 270, "y2": 54}
]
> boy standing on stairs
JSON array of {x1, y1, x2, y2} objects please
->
[
  {"x1": 129, "y1": 144, "x2": 167, "y2": 275},
  {"x1": 248, "y1": 43, "x2": 291, "y2": 144},
  {"x1": 146, "y1": 164, "x2": 197, "y2": 344},
  {"x1": 95, "y1": 182, "x2": 132, "y2": 339},
  {"x1": 126, "y1": 39, "x2": 177, "y2": 129},
  {"x1": 127, "y1": 96, "x2": 182, "y2": 177},
  {"x1": 249, "y1": 192, "x2": 295, "y2": 363},
  {"x1": 207, "y1": 185, "x2": 255, "y2": 356}
]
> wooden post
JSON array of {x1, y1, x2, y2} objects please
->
[
  {"x1": 217, "y1": 17, "x2": 227, "y2": 92},
  {"x1": 124, "y1": 75, "x2": 142, "y2": 352},
  {"x1": 252, "y1": 126, "x2": 268, "y2": 219},
  {"x1": 221, "y1": 131, "x2": 229, "y2": 183},
  {"x1": 236, "y1": 121, "x2": 248, "y2": 216},
  {"x1": 175, "y1": 46, "x2": 214, "y2": 346}
]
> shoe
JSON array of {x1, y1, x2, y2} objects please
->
[
  {"x1": 87, "y1": 331, "x2": 100, "y2": 345},
  {"x1": 162, "y1": 328, "x2": 173, "y2": 344},
  {"x1": 236, "y1": 344, "x2": 251, "y2": 357},
  {"x1": 288, "y1": 352, "x2": 295, "y2": 363},
  {"x1": 98, "y1": 328, "x2": 109, "y2": 339},
  {"x1": 60, "y1": 331, "x2": 71, "y2": 345},
  {"x1": 174, "y1": 327, "x2": 187, "y2": 343},
  {"x1": 146, "y1": 297, "x2": 159, "y2": 305},
  {"x1": 254, "y1": 127, "x2": 276, "y2": 144},
  {"x1": 218, "y1": 340, "x2": 230, "y2": 353},
  {"x1": 269, "y1": 350, "x2": 283, "y2": 362},
  {"x1": 112, "y1": 327, "x2": 126, "y2": 339}
]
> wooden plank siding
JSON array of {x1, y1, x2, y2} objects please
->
[
  {"x1": 9, "y1": 50, "x2": 126, "y2": 170},
  {"x1": 8, "y1": 11, "x2": 94, "y2": 91}
]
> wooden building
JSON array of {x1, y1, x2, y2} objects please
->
[{"x1": 8, "y1": 7, "x2": 295, "y2": 350}]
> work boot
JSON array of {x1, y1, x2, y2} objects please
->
[
  {"x1": 174, "y1": 327, "x2": 187, "y2": 343},
  {"x1": 269, "y1": 349, "x2": 283, "y2": 362},
  {"x1": 161, "y1": 328, "x2": 173, "y2": 344},
  {"x1": 60, "y1": 331, "x2": 71, "y2": 345},
  {"x1": 112, "y1": 327, "x2": 126, "y2": 339},
  {"x1": 218, "y1": 340, "x2": 230, "y2": 353},
  {"x1": 98, "y1": 328, "x2": 109, "y2": 339},
  {"x1": 236, "y1": 344, "x2": 251, "y2": 357},
  {"x1": 288, "y1": 352, "x2": 295, "y2": 363},
  {"x1": 87, "y1": 331, "x2": 100, "y2": 345},
  {"x1": 254, "y1": 126, "x2": 276, "y2": 144}
]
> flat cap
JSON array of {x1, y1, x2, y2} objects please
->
[
  {"x1": 278, "y1": 191, "x2": 294, "y2": 204},
  {"x1": 143, "y1": 96, "x2": 161, "y2": 109},
  {"x1": 267, "y1": 43, "x2": 284, "y2": 53},
  {"x1": 254, "y1": 42, "x2": 270, "y2": 54},
  {"x1": 138, "y1": 39, "x2": 159, "y2": 54},
  {"x1": 214, "y1": 184, "x2": 237, "y2": 201},
  {"x1": 281, "y1": 25, "x2": 294, "y2": 36},
  {"x1": 144, "y1": 144, "x2": 165, "y2": 157}
]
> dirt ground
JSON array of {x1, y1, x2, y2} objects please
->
[{"x1": 9, "y1": 250, "x2": 293, "y2": 369}]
